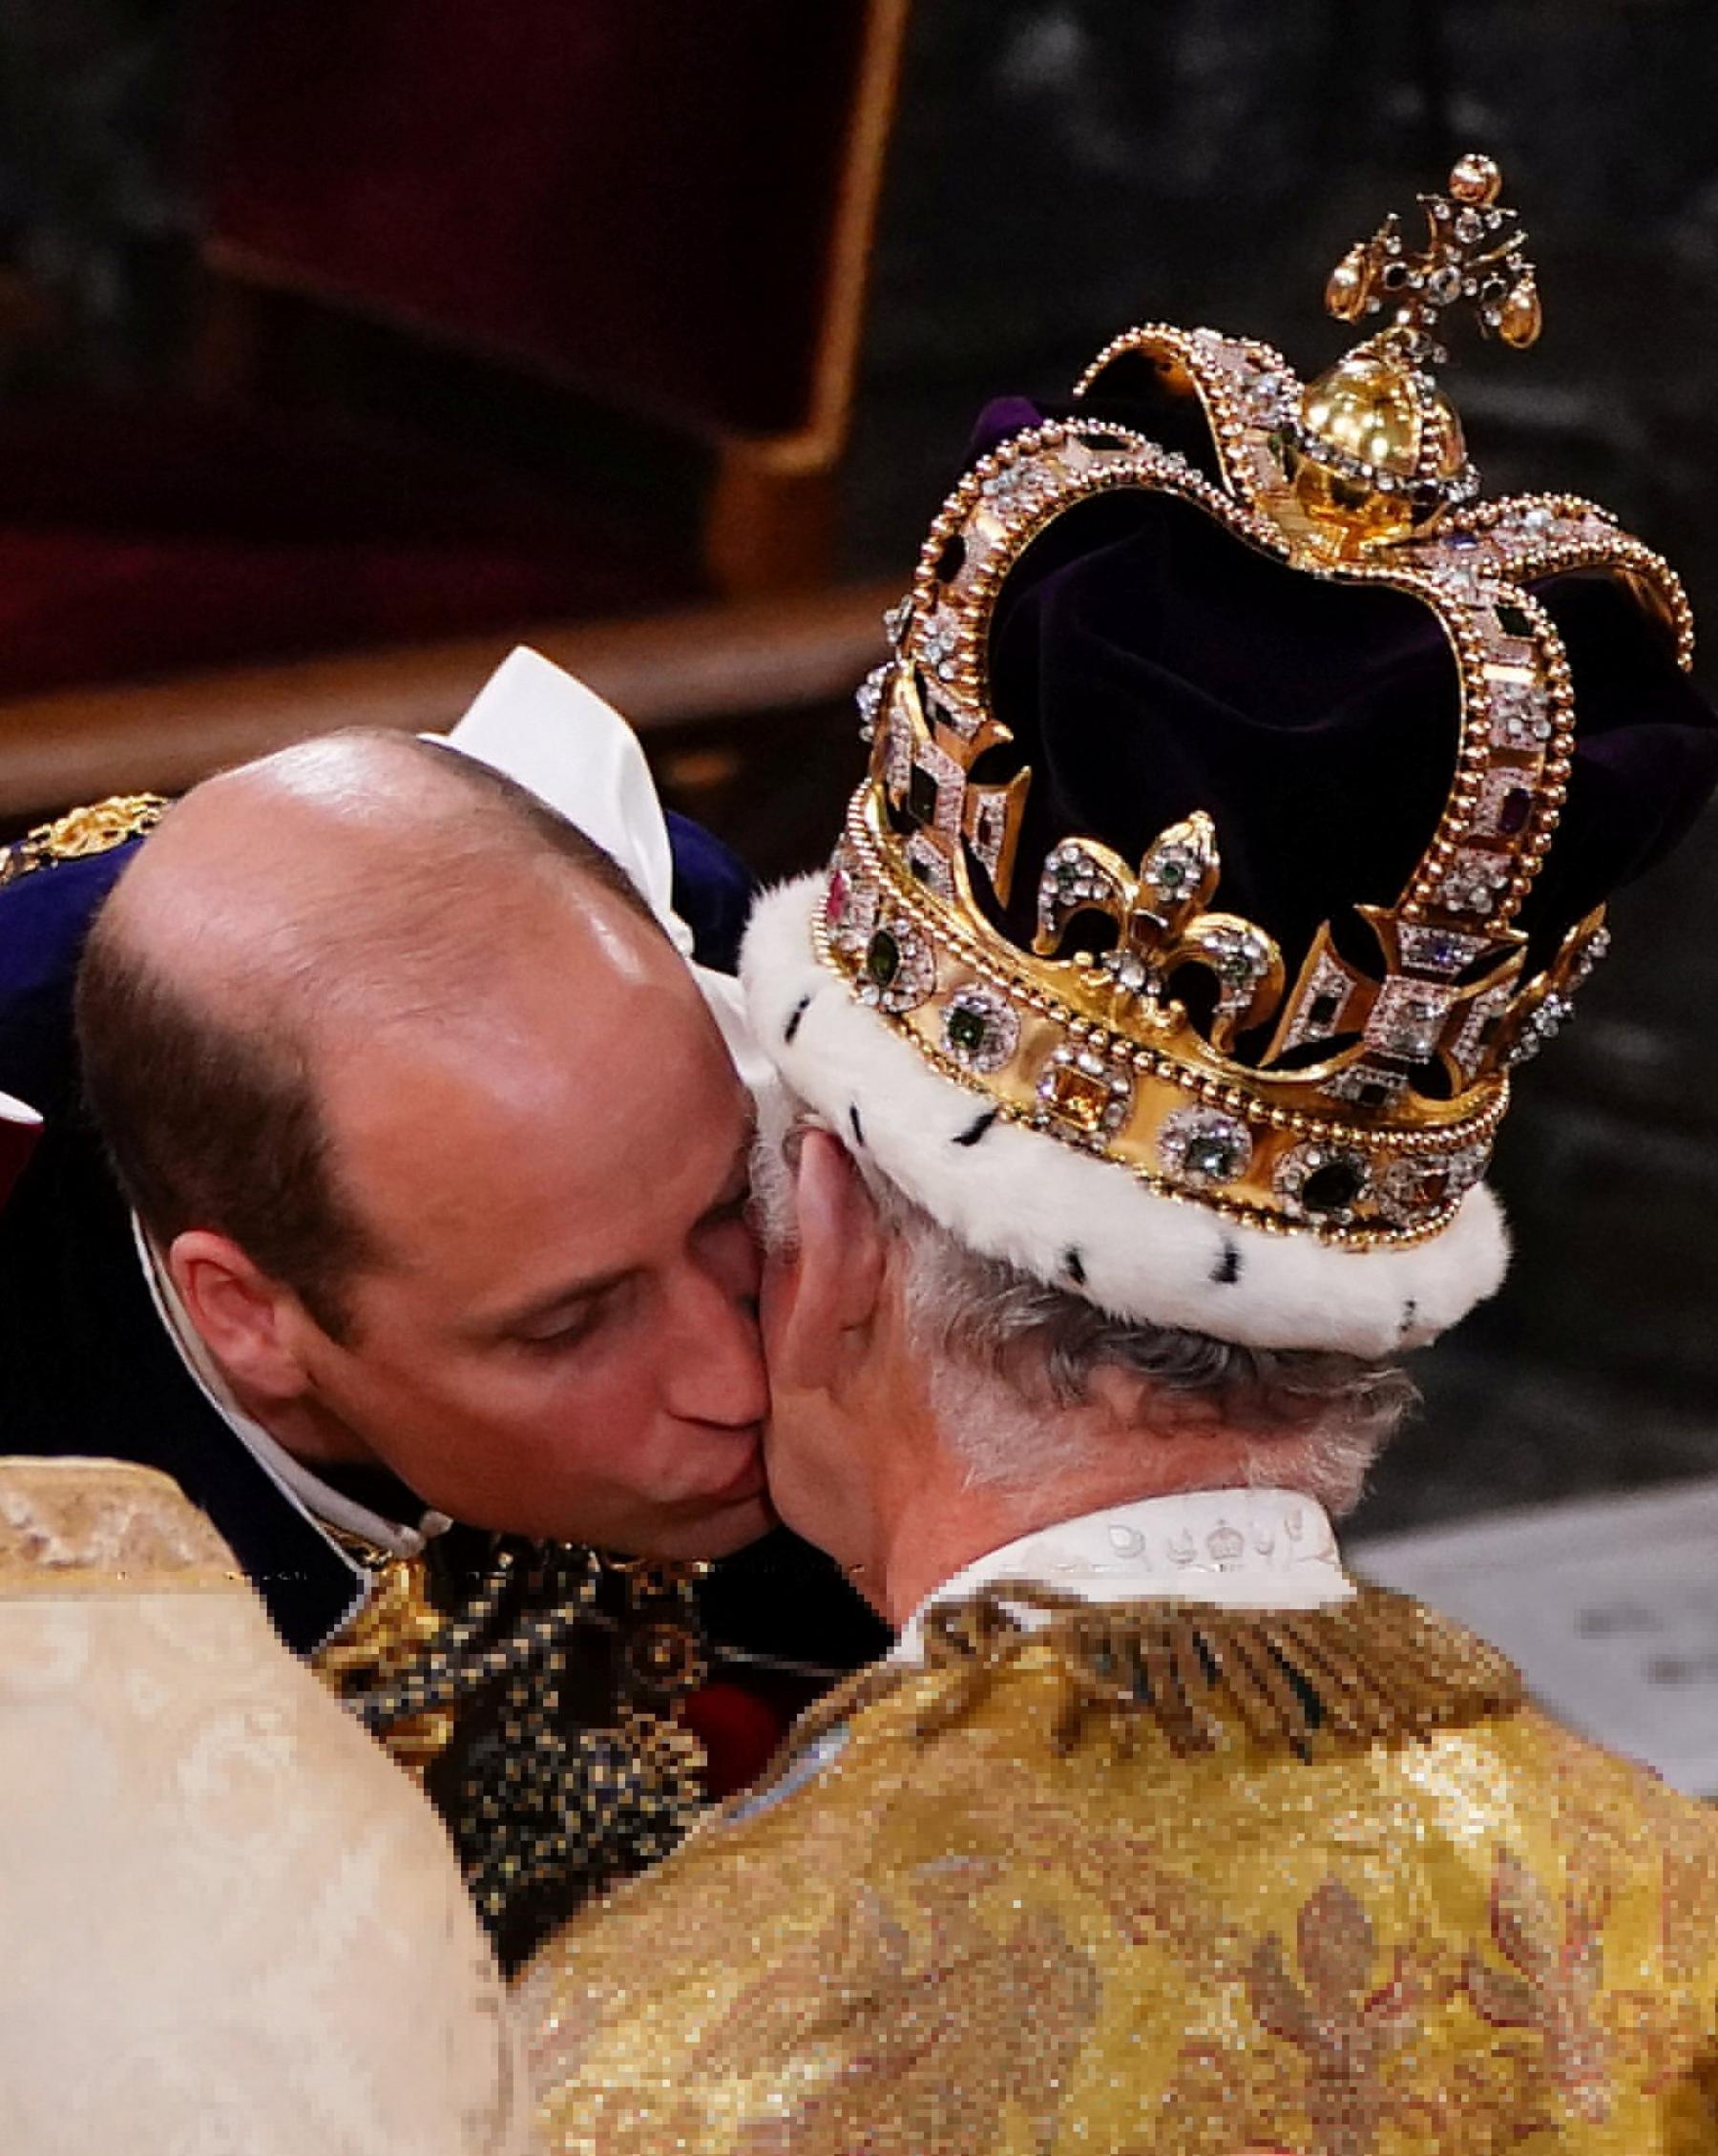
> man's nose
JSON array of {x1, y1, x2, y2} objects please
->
[{"x1": 664, "y1": 1264, "x2": 768, "y2": 1430}]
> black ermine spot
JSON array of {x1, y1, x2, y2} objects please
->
[
  {"x1": 783, "y1": 994, "x2": 811, "y2": 1046},
  {"x1": 849, "y1": 1104, "x2": 866, "y2": 1148},
  {"x1": 953, "y1": 1109, "x2": 998, "y2": 1148},
  {"x1": 1211, "y1": 1241, "x2": 1244, "y2": 1287},
  {"x1": 1063, "y1": 1247, "x2": 1087, "y2": 1287}
]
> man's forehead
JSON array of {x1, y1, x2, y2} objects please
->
[
  {"x1": 137, "y1": 819, "x2": 665, "y2": 1057},
  {"x1": 328, "y1": 911, "x2": 714, "y2": 1092},
  {"x1": 333, "y1": 1008, "x2": 751, "y2": 1314}
]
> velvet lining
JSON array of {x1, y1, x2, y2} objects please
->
[{"x1": 961, "y1": 396, "x2": 1718, "y2": 978}]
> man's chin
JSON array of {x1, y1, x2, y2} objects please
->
[
  {"x1": 541, "y1": 1487, "x2": 778, "y2": 1563},
  {"x1": 440, "y1": 1480, "x2": 775, "y2": 1559},
  {"x1": 644, "y1": 1490, "x2": 777, "y2": 1561}
]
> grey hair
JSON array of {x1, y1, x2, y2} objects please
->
[{"x1": 752, "y1": 1094, "x2": 1415, "y2": 1512}]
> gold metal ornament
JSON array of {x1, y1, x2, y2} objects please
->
[
  {"x1": 1279, "y1": 156, "x2": 1544, "y2": 554},
  {"x1": 0, "y1": 793, "x2": 168, "y2": 886},
  {"x1": 821, "y1": 157, "x2": 1693, "y2": 1251},
  {"x1": 315, "y1": 1545, "x2": 455, "y2": 1778}
]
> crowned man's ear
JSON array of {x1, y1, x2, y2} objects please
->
[{"x1": 765, "y1": 1128, "x2": 889, "y2": 1403}]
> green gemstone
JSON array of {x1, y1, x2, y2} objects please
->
[
  {"x1": 1496, "y1": 600, "x2": 1535, "y2": 638},
  {"x1": 1185, "y1": 1133, "x2": 1245, "y2": 1182},
  {"x1": 866, "y1": 928, "x2": 902, "y2": 988},
  {"x1": 947, "y1": 1004, "x2": 989, "y2": 1055}
]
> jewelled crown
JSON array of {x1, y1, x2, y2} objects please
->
[{"x1": 814, "y1": 156, "x2": 1693, "y2": 1254}]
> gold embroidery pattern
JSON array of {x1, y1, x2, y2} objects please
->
[
  {"x1": 786, "y1": 1581, "x2": 1522, "y2": 1774},
  {"x1": 0, "y1": 793, "x2": 167, "y2": 885},
  {"x1": 1463, "y1": 1847, "x2": 1611, "y2": 2125},
  {"x1": 715, "y1": 1859, "x2": 1100, "y2": 2156},
  {"x1": 314, "y1": 1544, "x2": 455, "y2": 1779},
  {"x1": 527, "y1": 1604, "x2": 1718, "y2": 2156},
  {"x1": 1248, "y1": 1878, "x2": 1425, "y2": 2156}
]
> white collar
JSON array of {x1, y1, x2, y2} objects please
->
[
  {"x1": 891, "y1": 1486, "x2": 1353, "y2": 1664},
  {"x1": 133, "y1": 1215, "x2": 450, "y2": 1567}
]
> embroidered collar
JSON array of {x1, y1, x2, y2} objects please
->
[
  {"x1": 893, "y1": 1487, "x2": 1351, "y2": 1664},
  {"x1": 780, "y1": 1571, "x2": 1521, "y2": 1776}
]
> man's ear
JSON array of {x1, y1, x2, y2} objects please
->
[
  {"x1": 773, "y1": 1129, "x2": 888, "y2": 1395},
  {"x1": 166, "y1": 1230, "x2": 316, "y2": 1403}
]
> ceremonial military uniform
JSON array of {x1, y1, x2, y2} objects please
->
[
  {"x1": 528, "y1": 157, "x2": 1718, "y2": 2146},
  {"x1": 0, "y1": 662, "x2": 887, "y2": 1970}
]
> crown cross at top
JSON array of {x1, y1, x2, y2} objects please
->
[
  {"x1": 1285, "y1": 156, "x2": 1542, "y2": 549},
  {"x1": 1326, "y1": 154, "x2": 1541, "y2": 364}
]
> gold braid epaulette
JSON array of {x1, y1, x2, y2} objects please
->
[
  {"x1": 783, "y1": 1582, "x2": 1521, "y2": 1771},
  {"x1": 0, "y1": 794, "x2": 168, "y2": 887}
]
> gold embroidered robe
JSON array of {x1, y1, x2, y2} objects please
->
[{"x1": 523, "y1": 1583, "x2": 1718, "y2": 2156}]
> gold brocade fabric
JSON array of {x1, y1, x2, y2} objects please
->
[{"x1": 523, "y1": 1584, "x2": 1718, "y2": 2156}]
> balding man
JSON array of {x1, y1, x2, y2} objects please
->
[
  {"x1": 0, "y1": 651, "x2": 884, "y2": 1967},
  {"x1": 82, "y1": 728, "x2": 768, "y2": 1556}
]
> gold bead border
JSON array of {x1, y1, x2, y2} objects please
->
[
  {"x1": 903, "y1": 354, "x2": 1677, "y2": 953},
  {"x1": 1065, "y1": 322, "x2": 1692, "y2": 926},
  {"x1": 817, "y1": 788, "x2": 1508, "y2": 1251}
]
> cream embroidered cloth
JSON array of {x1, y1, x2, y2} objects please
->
[{"x1": 0, "y1": 1457, "x2": 527, "y2": 2155}]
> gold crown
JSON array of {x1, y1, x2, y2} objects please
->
[{"x1": 818, "y1": 157, "x2": 1693, "y2": 1249}]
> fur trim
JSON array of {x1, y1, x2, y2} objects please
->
[{"x1": 742, "y1": 877, "x2": 1510, "y2": 1356}]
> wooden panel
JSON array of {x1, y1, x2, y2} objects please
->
[{"x1": 0, "y1": 580, "x2": 899, "y2": 827}]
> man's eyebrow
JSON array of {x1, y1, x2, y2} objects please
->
[
  {"x1": 482, "y1": 1124, "x2": 753, "y2": 1337},
  {"x1": 480, "y1": 1265, "x2": 637, "y2": 1339}
]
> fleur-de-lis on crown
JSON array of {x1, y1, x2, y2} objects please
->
[{"x1": 1034, "y1": 812, "x2": 1286, "y2": 1054}]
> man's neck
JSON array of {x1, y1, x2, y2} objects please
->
[{"x1": 222, "y1": 1381, "x2": 375, "y2": 1470}]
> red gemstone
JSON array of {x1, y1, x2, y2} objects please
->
[{"x1": 826, "y1": 868, "x2": 850, "y2": 926}]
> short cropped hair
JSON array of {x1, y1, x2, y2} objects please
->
[
  {"x1": 75, "y1": 733, "x2": 660, "y2": 1339},
  {"x1": 752, "y1": 1099, "x2": 1415, "y2": 1513}
]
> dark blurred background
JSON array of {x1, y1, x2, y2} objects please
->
[{"x1": 0, "y1": 0, "x2": 1714, "y2": 1530}]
